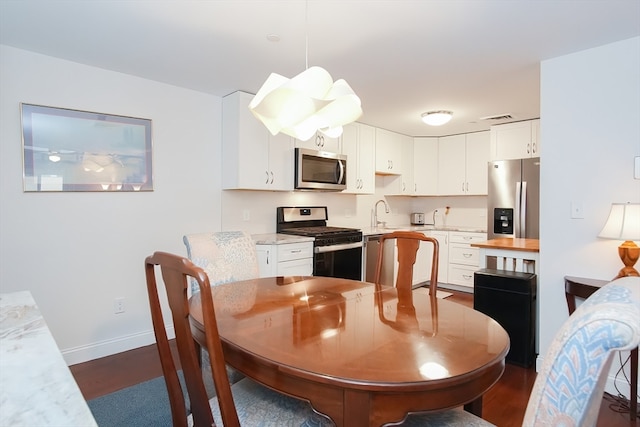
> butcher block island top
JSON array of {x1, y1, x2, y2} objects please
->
[{"x1": 471, "y1": 238, "x2": 539, "y2": 252}]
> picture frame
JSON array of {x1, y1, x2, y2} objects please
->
[{"x1": 21, "y1": 103, "x2": 153, "y2": 192}]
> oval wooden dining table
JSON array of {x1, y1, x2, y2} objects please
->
[{"x1": 189, "y1": 276, "x2": 509, "y2": 427}]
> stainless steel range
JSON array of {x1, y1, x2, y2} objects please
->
[{"x1": 276, "y1": 206, "x2": 363, "y2": 281}]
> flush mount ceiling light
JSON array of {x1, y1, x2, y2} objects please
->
[
  {"x1": 421, "y1": 110, "x2": 453, "y2": 126},
  {"x1": 248, "y1": 1, "x2": 362, "y2": 141}
]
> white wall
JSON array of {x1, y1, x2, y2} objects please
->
[
  {"x1": 0, "y1": 46, "x2": 222, "y2": 364},
  {"x1": 539, "y1": 37, "x2": 640, "y2": 390}
]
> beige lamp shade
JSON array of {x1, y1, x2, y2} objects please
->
[
  {"x1": 598, "y1": 203, "x2": 640, "y2": 240},
  {"x1": 599, "y1": 202, "x2": 640, "y2": 279},
  {"x1": 248, "y1": 66, "x2": 362, "y2": 141}
]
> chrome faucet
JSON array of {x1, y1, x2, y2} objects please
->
[{"x1": 372, "y1": 199, "x2": 390, "y2": 227}]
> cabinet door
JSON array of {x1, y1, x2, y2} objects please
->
[
  {"x1": 426, "y1": 231, "x2": 448, "y2": 284},
  {"x1": 255, "y1": 245, "x2": 277, "y2": 277},
  {"x1": 341, "y1": 124, "x2": 360, "y2": 193},
  {"x1": 464, "y1": 131, "x2": 490, "y2": 195},
  {"x1": 358, "y1": 124, "x2": 376, "y2": 194},
  {"x1": 375, "y1": 128, "x2": 402, "y2": 174},
  {"x1": 222, "y1": 91, "x2": 271, "y2": 190},
  {"x1": 268, "y1": 132, "x2": 294, "y2": 191},
  {"x1": 342, "y1": 123, "x2": 375, "y2": 194},
  {"x1": 295, "y1": 132, "x2": 341, "y2": 153},
  {"x1": 437, "y1": 135, "x2": 466, "y2": 195},
  {"x1": 531, "y1": 119, "x2": 540, "y2": 157},
  {"x1": 490, "y1": 120, "x2": 534, "y2": 160},
  {"x1": 413, "y1": 137, "x2": 438, "y2": 195}
]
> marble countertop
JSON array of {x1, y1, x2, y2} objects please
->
[
  {"x1": 360, "y1": 225, "x2": 487, "y2": 236},
  {"x1": 252, "y1": 233, "x2": 315, "y2": 245},
  {"x1": 0, "y1": 291, "x2": 98, "y2": 427}
]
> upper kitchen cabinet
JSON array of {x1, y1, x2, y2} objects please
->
[
  {"x1": 384, "y1": 132, "x2": 414, "y2": 195},
  {"x1": 437, "y1": 131, "x2": 489, "y2": 196},
  {"x1": 375, "y1": 128, "x2": 403, "y2": 175},
  {"x1": 490, "y1": 119, "x2": 540, "y2": 160},
  {"x1": 341, "y1": 122, "x2": 375, "y2": 194},
  {"x1": 295, "y1": 132, "x2": 341, "y2": 153},
  {"x1": 413, "y1": 137, "x2": 438, "y2": 196},
  {"x1": 222, "y1": 91, "x2": 294, "y2": 191}
]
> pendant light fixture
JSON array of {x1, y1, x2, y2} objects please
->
[{"x1": 249, "y1": 1, "x2": 362, "y2": 141}]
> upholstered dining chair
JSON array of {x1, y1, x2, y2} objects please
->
[
  {"x1": 522, "y1": 276, "x2": 640, "y2": 426},
  {"x1": 145, "y1": 251, "x2": 334, "y2": 427},
  {"x1": 183, "y1": 231, "x2": 260, "y2": 384},
  {"x1": 183, "y1": 231, "x2": 259, "y2": 295}
]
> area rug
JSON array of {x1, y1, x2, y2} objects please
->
[
  {"x1": 413, "y1": 286, "x2": 453, "y2": 299},
  {"x1": 87, "y1": 375, "x2": 174, "y2": 427},
  {"x1": 87, "y1": 367, "x2": 219, "y2": 427}
]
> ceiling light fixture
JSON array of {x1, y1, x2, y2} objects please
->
[
  {"x1": 248, "y1": 1, "x2": 362, "y2": 141},
  {"x1": 421, "y1": 110, "x2": 453, "y2": 126}
]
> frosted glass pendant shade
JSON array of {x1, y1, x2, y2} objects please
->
[{"x1": 249, "y1": 66, "x2": 362, "y2": 141}]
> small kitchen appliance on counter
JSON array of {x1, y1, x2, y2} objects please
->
[{"x1": 410, "y1": 213, "x2": 425, "y2": 225}]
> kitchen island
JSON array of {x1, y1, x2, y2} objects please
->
[{"x1": 471, "y1": 238, "x2": 540, "y2": 274}]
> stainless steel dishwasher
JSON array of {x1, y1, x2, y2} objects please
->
[{"x1": 364, "y1": 234, "x2": 394, "y2": 286}]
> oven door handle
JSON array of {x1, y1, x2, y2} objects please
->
[{"x1": 314, "y1": 241, "x2": 363, "y2": 253}]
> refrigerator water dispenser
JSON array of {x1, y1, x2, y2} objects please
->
[{"x1": 493, "y1": 208, "x2": 514, "y2": 235}]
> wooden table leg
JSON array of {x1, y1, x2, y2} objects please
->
[{"x1": 464, "y1": 396, "x2": 483, "y2": 417}]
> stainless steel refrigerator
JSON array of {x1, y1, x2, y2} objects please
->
[{"x1": 487, "y1": 158, "x2": 540, "y2": 240}]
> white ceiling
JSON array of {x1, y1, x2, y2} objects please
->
[{"x1": 1, "y1": 0, "x2": 638, "y2": 137}]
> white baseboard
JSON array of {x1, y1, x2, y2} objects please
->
[{"x1": 61, "y1": 326, "x2": 175, "y2": 366}]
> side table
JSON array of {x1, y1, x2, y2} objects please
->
[{"x1": 564, "y1": 276, "x2": 638, "y2": 421}]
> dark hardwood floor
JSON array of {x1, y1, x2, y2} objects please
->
[{"x1": 71, "y1": 290, "x2": 637, "y2": 426}]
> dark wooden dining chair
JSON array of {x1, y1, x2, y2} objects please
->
[
  {"x1": 372, "y1": 232, "x2": 500, "y2": 426},
  {"x1": 374, "y1": 230, "x2": 440, "y2": 296},
  {"x1": 144, "y1": 251, "x2": 333, "y2": 427}
]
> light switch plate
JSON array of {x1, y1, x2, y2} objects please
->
[
  {"x1": 570, "y1": 202, "x2": 584, "y2": 219},
  {"x1": 635, "y1": 156, "x2": 640, "y2": 179}
]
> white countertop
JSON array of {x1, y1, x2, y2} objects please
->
[
  {"x1": 360, "y1": 225, "x2": 487, "y2": 236},
  {"x1": 252, "y1": 233, "x2": 315, "y2": 245},
  {"x1": 0, "y1": 291, "x2": 98, "y2": 427}
]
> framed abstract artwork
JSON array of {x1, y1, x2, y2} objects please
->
[{"x1": 21, "y1": 103, "x2": 153, "y2": 192}]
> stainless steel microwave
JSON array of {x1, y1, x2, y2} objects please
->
[{"x1": 295, "y1": 148, "x2": 347, "y2": 191}]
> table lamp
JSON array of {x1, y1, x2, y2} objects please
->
[{"x1": 598, "y1": 202, "x2": 640, "y2": 279}]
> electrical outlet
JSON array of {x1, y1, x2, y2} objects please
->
[
  {"x1": 242, "y1": 209, "x2": 250, "y2": 221},
  {"x1": 114, "y1": 298, "x2": 125, "y2": 314}
]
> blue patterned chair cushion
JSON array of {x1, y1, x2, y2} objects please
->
[
  {"x1": 522, "y1": 277, "x2": 640, "y2": 426},
  {"x1": 190, "y1": 378, "x2": 334, "y2": 427},
  {"x1": 183, "y1": 231, "x2": 259, "y2": 295}
]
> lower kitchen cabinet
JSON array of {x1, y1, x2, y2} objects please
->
[
  {"x1": 447, "y1": 231, "x2": 487, "y2": 288},
  {"x1": 256, "y1": 241, "x2": 313, "y2": 277}
]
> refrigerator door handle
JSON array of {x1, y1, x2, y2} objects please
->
[
  {"x1": 521, "y1": 181, "x2": 527, "y2": 237},
  {"x1": 515, "y1": 182, "x2": 522, "y2": 237}
]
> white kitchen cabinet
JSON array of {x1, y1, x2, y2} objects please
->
[
  {"x1": 437, "y1": 131, "x2": 489, "y2": 196},
  {"x1": 222, "y1": 91, "x2": 294, "y2": 191},
  {"x1": 375, "y1": 128, "x2": 403, "y2": 175},
  {"x1": 384, "y1": 132, "x2": 414, "y2": 195},
  {"x1": 341, "y1": 122, "x2": 375, "y2": 194},
  {"x1": 413, "y1": 137, "x2": 438, "y2": 196},
  {"x1": 447, "y1": 232, "x2": 487, "y2": 289},
  {"x1": 295, "y1": 131, "x2": 341, "y2": 153},
  {"x1": 256, "y1": 241, "x2": 313, "y2": 277},
  {"x1": 427, "y1": 230, "x2": 448, "y2": 285},
  {"x1": 489, "y1": 119, "x2": 540, "y2": 160},
  {"x1": 398, "y1": 230, "x2": 448, "y2": 286}
]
